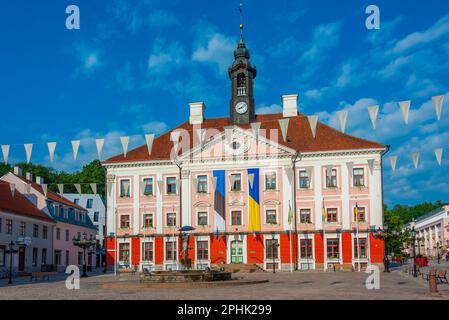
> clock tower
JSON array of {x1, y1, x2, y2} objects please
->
[{"x1": 229, "y1": 12, "x2": 256, "y2": 125}]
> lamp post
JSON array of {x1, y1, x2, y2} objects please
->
[
  {"x1": 383, "y1": 225, "x2": 390, "y2": 273},
  {"x1": 6, "y1": 241, "x2": 18, "y2": 284},
  {"x1": 411, "y1": 227, "x2": 417, "y2": 277},
  {"x1": 73, "y1": 232, "x2": 97, "y2": 277},
  {"x1": 436, "y1": 241, "x2": 440, "y2": 264},
  {"x1": 271, "y1": 232, "x2": 276, "y2": 274}
]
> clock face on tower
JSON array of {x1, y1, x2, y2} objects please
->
[{"x1": 235, "y1": 101, "x2": 248, "y2": 114}]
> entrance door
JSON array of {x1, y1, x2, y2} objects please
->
[
  {"x1": 231, "y1": 240, "x2": 244, "y2": 264},
  {"x1": 18, "y1": 247, "x2": 25, "y2": 271}
]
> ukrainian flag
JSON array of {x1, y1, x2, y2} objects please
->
[{"x1": 248, "y1": 168, "x2": 261, "y2": 231}]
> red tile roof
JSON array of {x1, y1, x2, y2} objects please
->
[
  {"x1": 104, "y1": 113, "x2": 387, "y2": 164},
  {"x1": 0, "y1": 181, "x2": 54, "y2": 223}
]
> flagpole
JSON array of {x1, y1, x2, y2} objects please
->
[
  {"x1": 322, "y1": 197, "x2": 326, "y2": 272},
  {"x1": 356, "y1": 201, "x2": 360, "y2": 272}
]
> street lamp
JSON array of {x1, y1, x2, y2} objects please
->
[
  {"x1": 271, "y1": 232, "x2": 277, "y2": 274},
  {"x1": 411, "y1": 227, "x2": 417, "y2": 277},
  {"x1": 436, "y1": 241, "x2": 440, "y2": 264},
  {"x1": 72, "y1": 232, "x2": 97, "y2": 277},
  {"x1": 5, "y1": 241, "x2": 18, "y2": 284}
]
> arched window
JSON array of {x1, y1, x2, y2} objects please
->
[{"x1": 237, "y1": 73, "x2": 246, "y2": 96}]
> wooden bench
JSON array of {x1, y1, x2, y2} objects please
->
[
  {"x1": 30, "y1": 272, "x2": 57, "y2": 281},
  {"x1": 118, "y1": 268, "x2": 136, "y2": 275}
]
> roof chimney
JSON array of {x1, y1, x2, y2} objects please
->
[
  {"x1": 13, "y1": 166, "x2": 22, "y2": 176},
  {"x1": 282, "y1": 94, "x2": 298, "y2": 117},
  {"x1": 35, "y1": 176, "x2": 44, "y2": 185},
  {"x1": 26, "y1": 172, "x2": 33, "y2": 181},
  {"x1": 189, "y1": 102, "x2": 205, "y2": 125}
]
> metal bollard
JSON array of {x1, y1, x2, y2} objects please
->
[{"x1": 428, "y1": 268, "x2": 441, "y2": 297}]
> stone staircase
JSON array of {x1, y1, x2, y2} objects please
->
[{"x1": 221, "y1": 263, "x2": 265, "y2": 273}]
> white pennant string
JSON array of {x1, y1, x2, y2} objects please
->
[
  {"x1": 175, "y1": 179, "x2": 181, "y2": 193},
  {"x1": 24, "y1": 184, "x2": 31, "y2": 194},
  {"x1": 434, "y1": 148, "x2": 443, "y2": 166},
  {"x1": 212, "y1": 176, "x2": 217, "y2": 192},
  {"x1": 251, "y1": 122, "x2": 261, "y2": 142},
  {"x1": 367, "y1": 159, "x2": 375, "y2": 175},
  {"x1": 9, "y1": 183, "x2": 15, "y2": 197},
  {"x1": 346, "y1": 162, "x2": 354, "y2": 179},
  {"x1": 74, "y1": 183, "x2": 82, "y2": 194},
  {"x1": 1, "y1": 145, "x2": 10, "y2": 164},
  {"x1": 399, "y1": 100, "x2": 411, "y2": 124},
  {"x1": 285, "y1": 168, "x2": 293, "y2": 184},
  {"x1": 337, "y1": 110, "x2": 348, "y2": 133},
  {"x1": 145, "y1": 134, "x2": 155, "y2": 156},
  {"x1": 390, "y1": 156, "x2": 397, "y2": 172},
  {"x1": 368, "y1": 105, "x2": 379, "y2": 129},
  {"x1": 196, "y1": 129, "x2": 205, "y2": 148},
  {"x1": 24, "y1": 144, "x2": 33, "y2": 164},
  {"x1": 47, "y1": 142, "x2": 57, "y2": 163},
  {"x1": 157, "y1": 180, "x2": 163, "y2": 194},
  {"x1": 170, "y1": 131, "x2": 181, "y2": 154},
  {"x1": 57, "y1": 184, "x2": 64, "y2": 195},
  {"x1": 325, "y1": 165, "x2": 333, "y2": 178},
  {"x1": 305, "y1": 167, "x2": 313, "y2": 183},
  {"x1": 307, "y1": 115, "x2": 319, "y2": 139},
  {"x1": 96, "y1": 139, "x2": 105, "y2": 160},
  {"x1": 432, "y1": 95, "x2": 444, "y2": 121},
  {"x1": 90, "y1": 183, "x2": 97, "y2": 195},
  {"x1": 278, "y1": 118, "x2": 289, "y2": 142},
  {"x1": 71, "y1": 140, "x2": 80, "y2": 160},
  {"x1": 42, "y1": 184, "x2": 48, "y2": 197},
  {"x1": 248, "y1": 173, "x2": 255, "y2": 189},
  {"x1": 120, "y1": 136, "x2": 130, "y2": 158},
  {"x1": 411, "y1": 152, "x2": 420, "y2": 169}
]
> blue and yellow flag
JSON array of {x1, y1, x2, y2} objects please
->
[
  {"x1": 214, "y1": 170, "x2": 226, "y2": 232},
  {"x1": 288, "y1": 201, "x2": 293, "y2": 226},
  {"x1": 322, "y1": 199, "x2": 326, "y2": 223},
  {"x1": 248, "y1": 168, "x2": 261, "y2": 231},
  {"x1": 355, "y1": 202, "x2": 359, "y2": 223}
]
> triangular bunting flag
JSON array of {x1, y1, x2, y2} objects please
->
[
  {"x1": 212, "y1": 176, "x2": 217, "y2": 191},
  {"x1": 367, "y1": 159, "x2": 375, "y2": 175},
  {"x1": 278, "y1": 118, "x2": 289, "y2": 142},
  {"x1": 337, "y1": 110, "x2": 348, "y2": 133},
  {"x1": 90, "y1": 183, "x2": 97, "y2": 195},
  {"x1": 390, "y1": 156, "x2": 397, "y2": 172},
  {"x1": 157, "y1": 180, "x2": 163, "y2": 194},
  {"x1": 107, "y1": 182, "x2": 113, "y2": 196},
  {"x1": 368, "y1": 105, "x2": 379, "y2": 129},
  {"x1": 96, "y1": 139, "x2": 105, "y2": 160},
  {"x1": 145, "y1": 134, "x2": 154, "y2": 156},
  {"x1": 346, "y1": 162, "x2": 354, "y2": 179},
  {"x1": 325, "y1": 165, "x2": 333, "y2": 178},
  {"x1": 24, "y1": 184, "x2": 31, "y2": 194},
  {"x1": 120, "y1": 136, "x2": 130, "y2": 158},
  {"x1": 1, "y1": 145, "x2": 9, "y2": 164},
  {"x1": 248, "y1": 173, "x2": 255, "y2": 189},
  {"x1": 411, "y1": 152, "x2": 420, "y2": 169},
  {"x1": 285, "y1": 168, "x2": 293, "y2": 184},
  {"x1": 251, "y1": 122, "x2": 261, "y2": 142},
  {"x1": 9, "y1": 183, "x2": 15, "y2": 197},
  {"x1": 229, "y1": 174, "x2": 236, "y2": 187},
  {"x1": 224, "y1": 127, "x2": 233, "y2": 144},
  {"x1": 399, "y1": 100, "x2": 411, "y2": 124},
  {"x1": 42, "y1": 184, "x2": 48, "y2": 197},
  {"x1": 192, "y1": 178, "x2": 199, "y2": 187},
  {"x1": 170, "y1": 131, "x2": 181, "y2": 154},
  {"x1": 57, "y1": 184, "x2": 64, "y2": 195},
  {"x1": 305, "y1": 167, "x2": 313, "y2": 183},
  {"x1": 307, "y1": 115, "x2": 319, "y2": 138},
  {"x1": 175, "y1": 179, "x2": 181, "y2": 193},
  {"x1": 432, "y1": 95, "x2": 444, "y2": 121},
  {"x1": 434, "y1": 148, "x2": 443, "y2": 166},
  {"x1": 71, "y1": 140, "x2": 80, "y2": 160},
  {"x1": 47, "y1": 142, "x2": 57, "y2": 163},
  {"x1": 74, "y1": 183, "x2": 82, "y2": 194},
  {"x1": 24, "y1": 143, "x2": 33, "y2": 164}
]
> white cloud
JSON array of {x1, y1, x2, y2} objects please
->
[
  {"x1": 302, "y1": 21, "x2": 341, "y2": 62},
  {"x1": 192, "y1": 33, "x2": 235, "y2": 75},
  {"x1": 256, "y1": 104, "x2": 282, "y2": 115},
  {"x1": 140, "y1": 121, "x2": 168, "y2": 135},
  {"x1": 147, "y1": 38, "x2": 185, "y2": 74},
  {"x1": 72, "y1": 44, "x2": 105, "y2": 76}
]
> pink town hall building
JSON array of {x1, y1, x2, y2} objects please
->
[{"x1": 103, "y1": 34, "x2": 387, "y2": 272}]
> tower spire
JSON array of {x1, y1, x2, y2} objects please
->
[{"x1": 239, "y1": 0, "x2": 244, "y2": 42}]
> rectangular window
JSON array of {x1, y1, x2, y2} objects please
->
[
  {"x1": 166, "y1": 177, "x2": 177, "y2": 194},
  {"x1": 86, "y1": 199, "x2": 93, "y2": 209},
  {"x1": 120, "y1": 215, "x2": 130, "y2": 229},
  {"x1": 327, "y1": 239, "x2": 340, "y2": 259},
  {"x1": 299, "y1": 171, "x2": 310, "y2": 189},
  {"x1": 142, "y1": 242, "x2": 153, "y2": 261},
  {"x1": 41, "y1": 248, "x2": 47, "y2": 265},
  {"x1": 231, "y1": 211, "x2": 242, "y2": 226},
  {"x1": 56, "y1": 228, "x2": 61, "y2": 240},
  {"x1": 19, "y1": 222, "x2": 26, "y2": 236},
  {"x1": 354, "y1": 238, "x2": 367, "y2": 258},
  {"x1": 94, "y1": 212, "x2": 99, "y2": 222},
  {"x1": 266, "y1": 210, "x2": 277, "y2": 225},
  {"x1": 143, "y1": 178, "x2": 154, "y2": 196},
  {"x1": 326, "y1": 208, "x2": 338, "y2": 223},
  {"x1": 197, "y1": 212, "x2": 208, "y2": 226},
  {"x1": 165, "y1": 241, "x2": 177, "y2": 261},
  {"x1": 63, "y1": 207, "x2": 68, "y2": 219},
  {"x1": 119, "y1": 243, "x2": 130, "y2": 262},
  {"x1": 354, "y1": 206, "x2": 366, "y2": 222},
  {"x1": 59, "y1": 205, "x2": 64, "y2": 217},
  {"x1": 197, "y1": 241, "x2": 208, "y2": 260},
  {"x1": 166, "y1": 213, "x2": 177, "y2": 227},
  {"x1": 143, "y1": 214, "x2": 153, "y2": 228},
  {"x1": 54, "y1": 250, "x2": 61, "y2": 265},
  {"x1": 300, "y1": 239, "x2": 313, "y2": 259},
  {"x1": 33, "y1": 224, "x2": 39, "y2": 238},
  {"x1": 32, "y1": 248, "x2": 37, "y2": 267},
  {"x1": 197, "y1": 175, "x2": 208, "y2": 193},
  {"x1": 65, "y1": 229, "x2": 70, "y2": 242},
  {"x1": 78, "y1": 252, "x2": 83, "y2": 265},
  {"x1": 6, "y1": 219, "x2": 12, "y2": 234},
  {"x1": 43, "y1": 226, "x2": 48, "y2": 239},
  {"x1": 66, "y1": 250, "x2": 70, "y2": 265},
  {"x1": 230, "y1": 174, "x2": 241, "y2": 191},
  {"x1": 353, "y1": 168, "x2": 365, "y2": 187},
  {"x1": 265, "y1": 239, "x2": 278, "y2": 259},
  {"x1": 326, "y1": 169, "x2": 337, "y2": 188},
  {"x1": 120, "y1": 179, "x2": 131, "y2": 197},
  {"x1": 300, "y1": 209, "x2": 311, "y2": 224},
  {"x1": 265, "y1": 172, "x2": 276, "y2": 190},
  {"x1": 0, "y1": 246, "x2": 4, "y2": 267}
]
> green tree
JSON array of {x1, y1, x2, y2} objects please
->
[{"x1": 0, "y1": 163, "x2": 11, "y2": 177}]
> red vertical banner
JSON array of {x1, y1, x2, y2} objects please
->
[
  {"x1": 342, "y1": 232, "x2": 353, "y2": 263},
  {"x1": 247, "y1": 234, "x2": 264, "y2": 264},
  {"x1": 131, "y1": 237, "x2": 140, "y2": 266},
  {"x1": 314, "y1": 233, "x2": 324, "y2": 263},
  {"x1": 106, "y1": 237, "x2": 116, "y2": 267},
  {"x1": 187, "y1": 235, "x2": 195, "y2": 265},
  {"x1": 210, "y1": 235, "x2": 227, "y2": 264},
  {"x1": 370, "y1": 233, "x2": 384, "y2": 263},
  {"x1": 155, "y1": 236, "x2": 164, "y2": 265},
  {"x1": 280, "y1": 233, "x2": 291, "y2": 263}
]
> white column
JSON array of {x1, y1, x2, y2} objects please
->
[
  {"x1": 133, "y1": 174, "x2": 140, "y2": 235},
  {"x1": 282, "y1": 166, "x2": 292, "y2": 230},
  {"x1": 370, "y1": 156, "x2": 383, "y2": 228},
  {"x1": 156, "y1": 172, "x2": 163, "y2": 234},
  {"x1": 341, "y1": 162, "x2": 350, "y2": 230},
  {"x1": 181, "y1": 170, "x2": 191, "y2": 227},
  {"x1": 314, "y1": 164, "x2": 323, "y2": 230}
]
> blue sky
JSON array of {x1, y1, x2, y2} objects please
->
[{"x1": 0, "y1": 0, "x2": 448, "y2": 206}]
